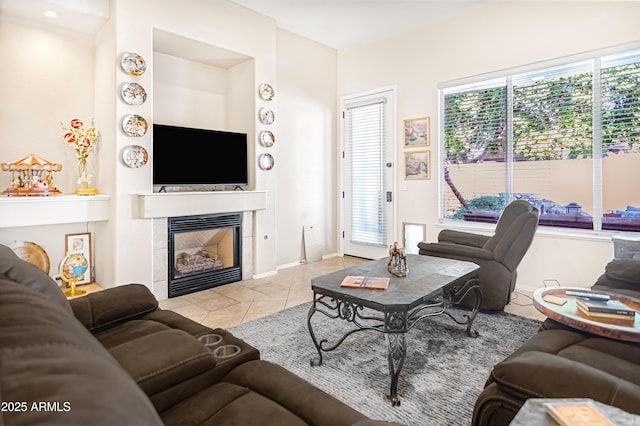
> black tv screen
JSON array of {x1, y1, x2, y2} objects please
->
[{"x1": 153, "y1": 124, "x2": 248, "y2": 187}]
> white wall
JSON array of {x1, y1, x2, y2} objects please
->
[
  {"x1": 0, "y1": 15, "x2": 96, "y2": 271},
  {"x1": 275, "y1": 29, "x2": 338, "y2": 266},
  {"x1": 0, "y1": 15, "x2": 95, "y2": 195},
  {"x1": 153, "y1": 52, "x2": 228, "y2": 129},
  {"x1": 337, "y1": 2, "x2": 640, "y2": 291}
]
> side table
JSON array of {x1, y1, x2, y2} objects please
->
[
  {"x1": 510, "y1": 398, "x2": 639, "y2": 425},
  {"x1": 532, "y1": 287, "x2": 640, "y2": 343}
]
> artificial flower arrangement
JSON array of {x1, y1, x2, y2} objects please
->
[{"x1": 62, "y1": 118, "x2": 100, "y2": 195}]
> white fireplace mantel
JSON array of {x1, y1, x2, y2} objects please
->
[{"x1": 136, "y1": 190, "x2": 267, "y2": 218}]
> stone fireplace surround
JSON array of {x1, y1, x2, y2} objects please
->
[{"x1": 139, "y1": 190, "x2": 266, "y2": 300}]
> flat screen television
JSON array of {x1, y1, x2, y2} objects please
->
[{"x1": 153, "y1": 124, "x2": 248, "y2": 188}]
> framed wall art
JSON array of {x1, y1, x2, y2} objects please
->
[
  {"x1": 64, "y1": 232, "x2": 92, "y2": 285},
  {"x1": 403, "y1": 116, "x2": 430, "y2": 147},
  {"x1": 404, "y1": 150, "x2": 431, "y2": 180}
]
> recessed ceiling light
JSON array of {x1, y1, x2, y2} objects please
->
[{"x1": 43, "y1": 11, "x2": 59, "y2": 19}]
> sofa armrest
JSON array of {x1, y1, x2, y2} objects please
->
[
  {"x1": 418, "y1": 241, "x2": 495, "y2": 261},
  {"x1": 437, "y1": 229, "x2": 490, "y2": 248},
  {"x1": 70, "y1": 283, "x2": 158, "y2": 333},
  {"x1": 490, "y1": 351, "x2": 640, "y2": 414},
  {"x1": 592, "y1": 259, "x2": 640, "y2": 299}
]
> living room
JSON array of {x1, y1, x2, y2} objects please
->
[
  {"x1": 1, "y1": 1, "x2": 640, "y2": 424},
  {"x1": 1, "y1": 0, "x2": 639, "y2": 300}
]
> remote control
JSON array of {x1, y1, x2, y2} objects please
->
[{"x1": 564, "y1": 290, "x2": 610, "y2": 301}]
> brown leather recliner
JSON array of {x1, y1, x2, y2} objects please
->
[
  {"x1": 418, "y1": 200, "x2": 540, "y2": 310},
  {"x1": 472, "y1": 259, "x2": 640, "y2": 425},
  {"x1": 0, "y1": 243, "x2": 398, "y2": 426}
]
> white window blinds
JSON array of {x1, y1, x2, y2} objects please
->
[{"x1": 346, "y1": 98, "x2": 387, "y2": 246}]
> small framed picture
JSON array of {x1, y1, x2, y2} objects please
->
[
  {"x1": 404, "y1": 150, "x2": 431, "y2": 180},
  {"x1": 403, "y1": 117, "x2": 430, "y2": 147},
  {"x1": 65, "y1": 233, "x2": 92, "y2": 285},
  {"x1": 403, "y1": 223, "x2": 426, "y2": 255}
]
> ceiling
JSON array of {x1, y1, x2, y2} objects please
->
[
  {"x1": 0, "y1": 0, "x2": 109, "y2": 35},
  {"x1": 227, "y1": 0, "x2": 488, "y2": 50},
  {"x1": 1, "y1": 1, "x2": 632, "y2": 54},
  {"x1": 0, "y1": 0, "x2": 496, "y2": 50}
]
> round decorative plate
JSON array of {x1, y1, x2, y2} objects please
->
[
  {"x1": 121, "y1": 114, "x2": 148, "y2": 137},
  {"x1": 8, "y1": 241, "x2": 50, "y2": 274},
  {"x1": 120, "y1": 52, "x2": 146, "y2": 76},
  {"x1": 258, "y1": 153, "x2": 274, "y2": 171},
  {"x1": 259, "y1": 130, "x2": 275, "y2": 147},
  {"x1": 259, "y1": 107, "x2": 275, "y2": 125},
  {"x1": 121, "y1": 82, "x2": 147, "y2": 105},
  {"x1": 122, "y1": 145, "x2": 149, "y2": 168},
  {"x1": 258, "y1": 83, "x2": 274, "y2": 101}
]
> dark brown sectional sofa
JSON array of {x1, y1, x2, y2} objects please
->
[
  {"x1": 472, "y1": 259, "x2": 640, "y2": 425},
  {"x1": 0, "y1": 243, "x2": 397, "y2": 426}
]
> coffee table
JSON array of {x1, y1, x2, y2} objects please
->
[
  {"x1": 307, "y1": 254, "x2": 481, "y2": 406},
  {"x1": 532, "y1": 287, "x2": 640, "y2": 343}
]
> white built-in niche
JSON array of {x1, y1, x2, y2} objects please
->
[{"x1": 152, "y1": 29, "x2": 256, "y2": 192}]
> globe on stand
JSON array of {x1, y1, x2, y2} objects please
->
[{"x1": 60, "y1": 252, "x2": 89, "y2": 297}]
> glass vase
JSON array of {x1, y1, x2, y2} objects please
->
[{"x1": 76, "y1": 157, "x2": 98, "y2": 195}]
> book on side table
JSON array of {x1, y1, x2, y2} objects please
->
[
  {"x1": 575, "y1": 298, "x2": 637, "y2": 320},
  {"x1": 340, "y1": 276, "x2": 390, "y2": 290},
  {"x1": 544, "y1": 401, "x2": 616, "y2": 426}
]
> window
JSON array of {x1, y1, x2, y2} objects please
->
[{"x1": 440, "y1": 46, "x2": 640, "y2": 232}]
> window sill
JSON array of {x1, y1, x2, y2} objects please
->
[{"x1": 435, "y1": 219, "x2": 616, "y2": 243}]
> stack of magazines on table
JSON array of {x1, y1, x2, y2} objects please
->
[{"x1": 576, "y1": 296, "x2": 637, "y2": 321}]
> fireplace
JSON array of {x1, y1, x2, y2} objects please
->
[{"x1": 168, "y1": 213, "x2": 242, "y2": 298}]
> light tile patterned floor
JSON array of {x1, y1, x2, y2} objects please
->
[{"x1": 159, "y1": 256, "x2": 545, "y2": 328}]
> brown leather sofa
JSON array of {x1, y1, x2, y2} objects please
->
[
  {"x1": 418, "y1": 200, "x2": 539, "y2": 310},
  {"x1": 472, "y1": 259, "x2": 640, "y2": 425},
  {"x1": 0, "y1": 243, "x2": 396, "y2": 426}
]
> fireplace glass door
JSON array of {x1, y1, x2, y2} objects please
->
[{"x1": 168, "y1": 213, "x2": 242, "y2": 297}]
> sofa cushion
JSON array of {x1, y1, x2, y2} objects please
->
[
  {"x1": 0, "y1": 280, "x2": 162, "y2": 425},
  {"x1": 109, "y1": 329, "x2": 215, "y2": 396},
  {"x1": 0, "y1": 243, "x2": 71, "y2": 314},
  {"x1": 161, "y1": 360, "x2": 371, "y2": 426}
]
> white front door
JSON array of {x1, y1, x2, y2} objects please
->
[{"x1": 342, "y1": 88, "x2": 396, "y2": 259}]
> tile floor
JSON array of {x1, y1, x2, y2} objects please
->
[{"x1": 159, "y1": 256, "x2": 547, "y2": 328}]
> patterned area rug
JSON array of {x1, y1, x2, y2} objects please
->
[{"x1": 230, "y1": 302, "x2": 541, "y2": 425}]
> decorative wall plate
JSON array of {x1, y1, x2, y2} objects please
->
[
  {"x1": 8, "y1": 241, "x2": 50, "y2": 274},
  {"x1": 259, "y1": 107, "x2": 275, "y2": 125},
  {"x1": 259, "y1": 130, "x2": 275, "y2": 147},
  {"x1": 258, "y1": 153, "x2": 274, "y2": 171},
  {"x1": 121, "y1": 114, "x2": 148, "y2": 137},
  {"x1": 121, "y1": 82, "x2": 147, "y2": 105},
  {"x1": 258, "y1": 83, "x2": 274, "y2": 101},
  {"x1": 122, "y1": 145, "x2": 148, "y2": 168},
  {"x1": 120, "y1": 52, "x2": 147, "y2": 76}
]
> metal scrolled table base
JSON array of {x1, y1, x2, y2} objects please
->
[{"x1": 307, "y1": 277, "x2": 482, "y2": 406}]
